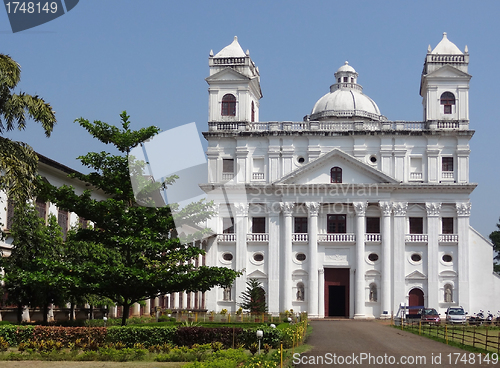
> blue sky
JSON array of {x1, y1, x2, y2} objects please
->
[{"x1": 1, "y1": 0, "x2": 500, "y2": 238}]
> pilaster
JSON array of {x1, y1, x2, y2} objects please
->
[
  {"x1": 267, "y1": 203, "x2": 281, "y2": 315},
  {"x1": 318, "y1": 268, "x2": 325, "y2": 318},
  {"x1": 306, "y1": 202, "x2": 320, "y2": 317},
  {"x1": 281, "y1": 202, "x2": 295, "y2": 311},
  {"x1": 234, "y1": 203, "x2": 249, "y2": 303},
  {"x1": 456, "y1": 202, "x2": 471, "y2": 312},
  {"x1": 353, "y1": 201, "x2": 367, "y2": 319},
  {"x1": 393, "y1": 202, "x2": 408, "y2": 312},
  {"x1": 426, "y1": 202, "x2": 442, "y2": 308},
  {"x1": 379, "y1": 201, "x2": 392, "y2": 318}
]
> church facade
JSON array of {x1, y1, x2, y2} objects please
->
[{"x1": 201, "y1": 34, "x2": 500, "y2": 318}]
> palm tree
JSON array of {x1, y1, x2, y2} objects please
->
[{"x1": 0, "y1": 54, "x2": 56, "y2": 200}]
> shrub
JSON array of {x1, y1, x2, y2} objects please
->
[{"x1": 106, "y1": 326, "x2": 176, "y2": 347}]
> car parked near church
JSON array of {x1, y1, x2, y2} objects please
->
[
  {"x1": 420, "y1": 308, "x2": 441, "y2": 324},
  {"x1": 445, "y1": 307, "x2": 467, "y2": 324}
]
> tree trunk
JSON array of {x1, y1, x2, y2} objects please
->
[
  {"x1": 121, "y1": 304, "x2": 130, "y2": 326},
  {"x1": 70, "y1": 302, "x2": 75, "y2": 321},
  {"x1": 16, "y1": 303, "x2": 23, "y2": 324},
  {"x1": 89, "y1": 304, "x2": 94, "y2": 320},
  {"x1": 42, "y1": 303, "x2": 49, "y2": 324}
]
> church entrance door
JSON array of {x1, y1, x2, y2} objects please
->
[
  {"x1": 408, "y1": 288, "x2": 424, "y2": 315},
  {"x1": 324, "y1": 268, "x2": 349, "y2": 317}
]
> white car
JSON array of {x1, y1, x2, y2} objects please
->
[{"x1": 445, "y1": 307, "x2": 467, "y2": 324}]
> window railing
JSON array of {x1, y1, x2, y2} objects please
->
[
  {"x1": 405, "y1": 234, "x2": 428, "y2": 243},
  {"x1": 442, "y1": 171, "x2": 454, "y2": 179},
  {"x1": 222, "y1": 173, "x2": 234, "y2": 181},
  {"x1": 246, "y1": 233, "x2": 269, "y2": 242},
  {"x1": 252, "y1": 172, "x2": 265, "y2": 180},
  {"x1": 410, "y1": 172, "x2": 423, "y2": 180},
  {"x1": 217, "y1": 234, "x2": 236, "y2": 242},
  {"x1": 292, "y1": 233, "x2": 309, "y2": 242},
  {"x1": 439, "y1": 234, "x2": 458, "y2": 243},
  {"x1": 365, "y1": 233, "x2": 381, "y2": 242},
  {"x1": 318, "y1": 233, "x2": 356, "y2": 242}
]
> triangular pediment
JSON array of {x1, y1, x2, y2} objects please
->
[
  {"x1": 274, "y1": 148, "x2": 398, "y2": 185},
  {"x1": 426, "y1": 64, "x2": 471, "y2": 79},
  {"x1": 205, "y1": 67, "x2": 250, "y2": 82},
  {"x1": 247, "y1": 270, "x2": 267, "y2": 279},
  {"x1": 406, "y1": 270, "x2": 427, "y2": 280}
]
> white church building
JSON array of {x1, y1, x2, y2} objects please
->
[{"x1": 201, "y1": 34, "x2": 500, "y2": 318}]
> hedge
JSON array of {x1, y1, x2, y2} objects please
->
[
  {"x1": 107, "y1": 326, "x2": 177, "y2": 347},
  {"x1": 0, "y1": 323, "x2": 295, "y2": 349}
]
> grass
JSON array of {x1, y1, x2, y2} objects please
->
[{"x1": 395, "y1": 322, "x2": 500, "y2": 356}]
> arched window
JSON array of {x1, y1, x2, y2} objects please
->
[
  {"x1": 251, "y1": 101, "x2": 255, "y2": 122},
  {"x1": 221, "y1": 94, "x2": 236, "y2": 116},
  {"x1": 369, "y1": 283, "x2": 377, "y2": 302},
  {"x1": 440, "y1": 92, "x2": 455, "y2": 114},
  {"x1": 296, "y1": 282, "x2": 305, "y2": 301},
  {"x1": 330, "y1": 167, "x2": 342, "y2": 183},
  {"x1": 444, "y1": 284, "x2": 453, "y2": 303}
]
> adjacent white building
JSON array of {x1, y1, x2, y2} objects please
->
[{"x1": 201, "y1": 34, "x2": 500, "y2": 318}]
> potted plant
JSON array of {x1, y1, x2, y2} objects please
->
[
  {"x1": 208, "y1": 310, "x2": 215, "y2": 321},
  {"x1": 236, "y1": 307, "x2": 243, "y2": 321},
  {"x1": 220, "y1": 308, "x2": 228, "y2": 322}
]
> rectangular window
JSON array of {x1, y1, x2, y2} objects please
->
[
  {"x1": 223, "y1": 217, "x2": 235, "y2": 234},
  {"x1": 366, "y1": 217, "x2": 380, "y2": 233},
  {"x1": 409, "y1": 217, "x2": 424, "y2": 234},
  {"x1": 294, "y1": 217, "x2": 308, "y2": 233},
  {"x1": 442, "y1": 157, "x2": 454, "y2": 172},
  {"x1": 444, "y1": 104, "x2": 452, "y2": 114},
  {"x1": 442, "y1": 217, "x2": 454, "y2": 234},
  {"x1": 58, "y1": 209, "x2": 69, "y2": 240},
  {"x1": 252, "y1": 217, "x2": 266, "y2": 233},
  {"x1": 327, "y1": 214, "x2": 346, "y2": 234},
  {"x1": 222, "y1": 159, "x2": 234, "y2": 173}
]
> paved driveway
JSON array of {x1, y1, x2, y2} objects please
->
[{"x1": 295, "y1": 320, "x2": 496, "y2": 367}]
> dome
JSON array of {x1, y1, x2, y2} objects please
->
[
  {"x1": 214, "y1": 36, "x2": 246, "y2": 58},
  {"x1": 430, "y1": 32, "x2": 463, "y2": 55},
  {"x1": 310, "y1": 62, "x2": 386, "y2": 122},
  {"x1": 336, "y1": 61, "x2": 356, "y2": 73}
]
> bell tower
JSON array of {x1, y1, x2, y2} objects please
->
[
  {"x1": 206, "y1": 36, "x2": 262, "y2": 123},
  {"x1": 420, "y1": 33, "x2": 471, "y2": 123}
]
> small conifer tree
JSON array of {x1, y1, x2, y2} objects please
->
[{"x1": 239, "y1": 278, "x2": 267, "y2": 314}]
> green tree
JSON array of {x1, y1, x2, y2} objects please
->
[
  {"x1": 239, "y1": 278, "x2": 267, "y2": 314},
  {"x1": 0, "y1": 54, "x2": 56, "y2": 201},
  {"x1": 39, "y1": 112, "x2": 240, "y2": 325},
  {"x1": 490, "y1": 218, "x2": 500, "y2": 273},
  {"x1": 0, "y1": 202, "x2": 70, "y2": 323}
]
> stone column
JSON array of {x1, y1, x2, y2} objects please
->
[
  {"x1": 267, "y1": 203, "x2": 281, "y2": 315},
  {"x1": 318, "y1": 268, "x2": 325, "y2": 318},
  {"x1": 281, "y1": 202, "x2": 295, "y2": 311},
  {"x1": 393, "y1": 202, "x2": 408, "y2": 311},
  {"x1": 234, "y1": 203, "x2": 249, "y2": 305},
  {"x1": 132, "y1": 303, "x2": 141, "y2": 317},
  {"x1": 353, "y1": 201, "x2": 367, "y2": 319},
  {"x1": 306, "y1": 202, "x2": 320, "y2": 318},
  {"x1": 426, "y1": 202, "x2": 442, "y2": 308},
  {"x1": 379, "y1": 201, "x2": 392, "y2": 318},
  {"x1": 456, "y1": 202, "x2": 471, "y2": 312}
]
